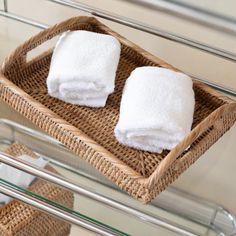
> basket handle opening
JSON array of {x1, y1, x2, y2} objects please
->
[
  {"x1": 25, "y1": 37, "x2": 60, "y2": 64},
  {"x1": 143, "y1": 103, "x2": 236, "y2": 189},
  {"x1": 1, "y1": 16, "x2": 98, "y2": 74}
]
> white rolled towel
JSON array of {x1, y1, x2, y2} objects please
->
[
  {"x1": 47, "y1": 30, "x2": 121, "y2": 107},
  {"x1": 0, "y1": 155, "x2": 48, "y2": 204},
  {"x1": 115, "y1": 67, "x2": 195, "y2": 153}
]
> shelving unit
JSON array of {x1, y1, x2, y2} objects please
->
[
  {"x1": 0, "y1": 119, "x2": 236, "y2": 236},
  {"x1": 0, "y1": 1, "x2": 236, "y2": 235}
]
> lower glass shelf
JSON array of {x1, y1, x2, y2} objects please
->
[{"x1": 0, "y1": 118, "x2": 235, "y2": 236}]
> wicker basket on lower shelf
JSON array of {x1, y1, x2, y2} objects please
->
[
  {"x1": 0, "y1": 143, "x2": 74, "y2": 236},
  {"x1": 0, "y1": 16, "x2": 236, "y2": 203}
]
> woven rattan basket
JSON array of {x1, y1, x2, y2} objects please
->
[
  {"x1": 0, "y1": 143, "x2": 73, "y2": 236},
  {"x1": 0, "y1": 16, "x2": 236, "y2": 203}
]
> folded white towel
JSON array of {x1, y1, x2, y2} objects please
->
[
  {"x1": 0, "y1": 155, "x2": 48, "y2": 204},
  {"x1": 115, "y1": 67, "x2": 195, "y2": 153},
  {"x1": 47, "y1": 30, "x2": 121, "y2": 107}
]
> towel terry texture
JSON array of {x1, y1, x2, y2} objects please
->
[
  {"x1": 115, "y1": 67, "x2": 195, "y2": 153},
  {"x1": 47, "y1": 30, "x2": 121, "y2": 107},
  {"x1": 0, "y1": 155, "x2": 48, "y2": 204}
]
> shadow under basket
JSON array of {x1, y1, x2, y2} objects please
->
[
  {"x1": 0, "y1": 16, "x2": 236, "y2": 203},
  {"x1": 0, "y1": 142, "x2": 73, "y2": 236}
]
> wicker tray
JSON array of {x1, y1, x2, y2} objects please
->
[
  {"x1": 0, "y1": 142, "x2": 73, "y2": 236},
  {"x1": 0, "y1": 16, "x2": 236, "y2": 203}
]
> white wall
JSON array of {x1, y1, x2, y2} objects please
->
[{"x1": 4, "y1": 0, "x2": 236, "y2": 90}]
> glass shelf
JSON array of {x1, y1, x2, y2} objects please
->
[
  {"x1": 0, "y1": 178, "x2": 129, "y2": 236},
  {"x1": 0, "y1": 119, "x2": 235, "y2": 236}
]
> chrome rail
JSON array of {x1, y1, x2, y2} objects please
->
[
  {"x1": 3, "y1": 0, "x2": 8, "y2": 12},
  {"x1": 124, "y1": 0, "x2": 236, "y2": 35},
  {"x1": 0, "y1": 151, "x2": 199, "y2": 236},
  {"x1": 0, "y1": 179, "x2": 127, "y2": 236},
  {"x1": 1, "y1": 0, "x2": 236, "y2": 62},
  {"x1": 0, "y1": 10, "x2": 48, "y2": 29},
  {"x1": 0, "y1": 119, "x2": 236, "y2": 235},
  {"x1": 49, "y1": 0, "x2": 236, "y2": 63}
]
